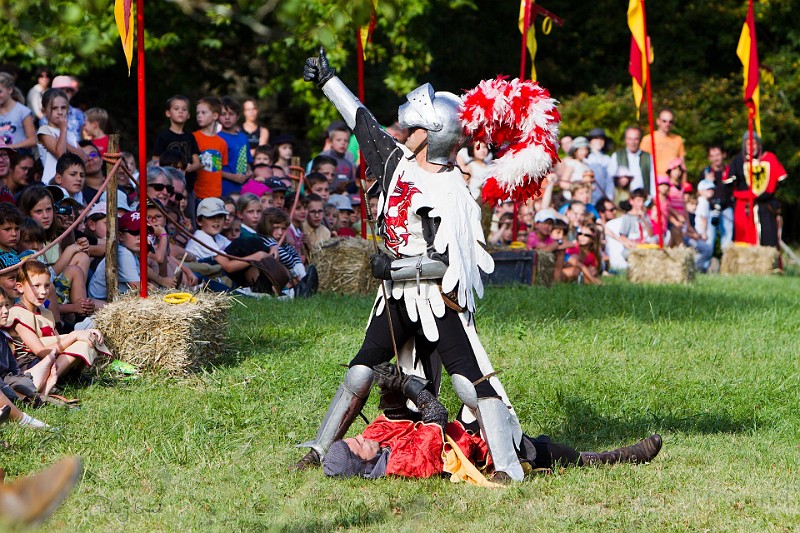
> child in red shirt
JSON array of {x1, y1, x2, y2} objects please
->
[{"x1": 192, "y1": 97, "x2": 228, "y2": 199}]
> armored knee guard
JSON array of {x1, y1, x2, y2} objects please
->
[
  {"x1": 451, "y1": 375, "x2": 524, "y2": 481},
  {"x1": 298, "y1": 365, "x2": 374, "y2": 458}
]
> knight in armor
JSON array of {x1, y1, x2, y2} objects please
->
[{"x1": 295, "y1": 48, "x2": 527, "y2": 482}]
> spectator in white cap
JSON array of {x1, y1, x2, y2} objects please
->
[
  {"x1": 40, "y1": 76, "x2": 85, "y2": 142},
  {"x1": 690, "y1": 179, "x2": 716, "y2": 272},
  {"x1": 526, "y1": 209, "x2": 559, "y2": 251}
]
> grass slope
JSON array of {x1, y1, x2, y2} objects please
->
[{"x1": 5, "y1": 275, "x2": 800, "y2": 532}]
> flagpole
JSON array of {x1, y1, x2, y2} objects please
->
[
  {"x1": 356, "y1": 30, "x2": 368, "y2": 239},
  {"x1": 640, "y1": 0, "x2": 664, "y2": 249},
  {"x1": 746, "y1": 0, "x2": 756, "y2": 236},
  {"x1": 515, "y1": 0, "x2": 533, "y2": 241},
  {"x1": 136, "y1": 0, "x2": 148, "y2": 296}
]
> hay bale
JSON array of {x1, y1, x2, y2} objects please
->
[
  {"x1": 310, "y1": 237, "x2": 381, "y2": 295},
  {"x1": 627, "y1": 246, "x2": 696, "y2": 284},
  {"x1": 93, "y1": 290, "x2": 233, "y2": 374},
  {"x1": 720, "y1": 244, "x2": 780, "y2": 275}
]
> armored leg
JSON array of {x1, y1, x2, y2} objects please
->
[
  {"x1": 293, "y1": 365, "x2": 374, "y2": 470},
  {"x1": 452, "y1": 374, "x2": 524, "y2": 482}
]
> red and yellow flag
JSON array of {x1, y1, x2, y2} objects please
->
[
  {"x1": 518, "y1": 0, "x2": 537, "y2": 80},
  {"x1": 358, "y1": 0, "x2": 379, "y2": 61},
  {"x1": 627, "y1": 0, "x2": 648, "y2": 119},
  {"x1": 736, "y1": 0, "x2": 761, "y2": 136},
  {"x1": 115, "y1": 0, "x2": 134, "y2": 74}
]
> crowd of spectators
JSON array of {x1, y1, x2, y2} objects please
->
[{"x1": 0, "y1": 69, "x2": 790, "y2": 347}]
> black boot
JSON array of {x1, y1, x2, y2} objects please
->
[
  {"x1": 580, "y1": 434, "x2": 662, "y2": 466},
  {"x1": 292, "y1": 449, "x2": 321, "y2": 471}
]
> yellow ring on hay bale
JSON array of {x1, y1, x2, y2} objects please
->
[
  {"x1": 509, "y1": 241, "x2": 527, "y2": 250},
  {"x1": 163, "y1": 292, "x2": 197, "y2": 305}
]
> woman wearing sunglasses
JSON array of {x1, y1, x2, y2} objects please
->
[
  {"x1": 561, "y1": 226, "x2": 602, "y2": 285},
  {"x1": 145, "y1": 166, "x2": 173, "y2": 205}
]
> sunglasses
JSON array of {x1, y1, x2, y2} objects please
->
[
  {"x1": 578, "y1": 232, "x2": 594, "y2": 238},
  {"x1": 605, "y1": 207, "x2": 617, "y2": 212},
  {"x1": 172, "y1": 192, "x2": 186, "y2": 202},
  {"x1": 150, "y1": 183, "x2": 174, "y2": 194},
  {"x1": 87, "y1": 151, "x2": 100, "y2": 159},
  {"x1": 123, "y1": 227, "x2": 154, "y2": 237}
]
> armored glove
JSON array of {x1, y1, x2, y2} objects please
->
[
  {"x1": 303, "y1": 47, "x2": 337, "y2": 88},
  {"x1": 369, "y1": 252, "x2": 394, "y2": 280}
]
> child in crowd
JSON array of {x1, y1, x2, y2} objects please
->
[
  {"x1": 222, "y1": 216, "x2": 241, "y2": 241},
  {"x1": 328, "y1": 194, "x2": 356, "y2": 237},
  {"x1": 51, "y1": 153, "x2": 86, "y2": 204},
  {"x1": 303, "y1": 193, "x2": 331, "y2": 247},
  {"x1": 306, "y1": 172, "x2": 330, "y2": 203},
  {"x1": 324, "y1": 203, "x2": 340, "y2": 234},
  {"x1": 236, "y1": 193, "x2": 263, "y2": 239},
  {"x1": 18, "y1": 187, "x2": 91, "y2": 279},
  {"x1": 241, "y1": 180, "x2": 273, "y2": 210},
  {"x1": 688, "y1": 182, "x2": 715, "y2": 272},
  {"x1": 184, "y1": 197, "x2": 268, "y2": 289},
  {"x1": 79, "y1": 140, "x2": 105, "y2": 200},
  {"x1": 562, "y1": 226, "x2": 602, "y2": 285},
  {"x1": 17, "y1": 217, "x2": 94, "y2": 321},
  {"x1": 310, "y1": 154, "x2": 337, "y2": 186},
  {"x1": 82, "y1": 108, "x2": 109, "y2": 156},
  {"x1": 251, "y1": 163, "x2": 273, "y2": 183},
  {"x1": 320, "y1": 124, "x2": 356, "y2": 182},
  {"x1": 257, "y1": 208, "x2": 306, "y2": 284},
  {"x1": 287, "y1": 196, "x2": 309, "y2": 263},
  {"x1": 193, "y1": 97, "x2": 228, "y2": 200},
  {"x1": 527, "y1": 209, "x2": 556, "y2": 251},
  {"x1": 6, "y1": 260, "x2": 109, "y2": 384},
  {"x1": 489, "y1": 212, "x2": 515, "y2": 246},
  {"x1": 152, "y1": 95, "x2": 201, "y2": 177},
  {"x1": 37, "y1": 89, "x2": 84, "y2": 183},
  {"x1": 0, "y1": 72, "x2": 35, "y2": 152},
  {"x1": 218, "y1": 96, "x2": 252, "y2": 195},
  {"x1": 0, "y1": 285, "x2": 51, "y2": 428},
  {"x1": 271, "y1": 134, "x2": 295, "y2": 173},
  {"x1": 264, "y1": 178, "x2": 288, "y2": 209},
  {"x1": 252, "y1": 145, "x2": 272, "y2": 166}
]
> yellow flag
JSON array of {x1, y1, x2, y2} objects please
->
[
  {"x1": 115, "y1": 0, "x2": 134, "y2": 75},
  {"x1": 518, "y1": 0, "x2": 537, "y2": 80}
]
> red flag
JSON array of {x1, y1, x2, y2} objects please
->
[
  {"x1": 627, "y1": 0, "x2": 647, "y2": 119},
  {"x1": 736, "y1": 0, "x2": 761, "y2": 135}
]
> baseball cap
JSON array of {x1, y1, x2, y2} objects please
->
[
  {"x1": 657, "y1": 175, "x2": 671, "y2": 186},
  {"x1": 242, "y1": 180, "x2": 272, "y2": 197},
  {"x1": 534, "y1": 209, "x2": 557, "y2": 223},
  {"x1": 568, "y1": 136, "x2": 589, "y2": 155},
  {"x1": 196, "y1": 197, "x2": 229, "y2": 218},
  {"x1": 0, "y1": 251, "x2": 20, "y2": 271},
  {"x1": 666, "y1": 157, "x2": 686, "y2": 171},
  {"x1": 119, "y1": 211, "x2": 143, "y2": 232},
  {"x1": 264, "y1": 177, "x2": 288, "y2": 192},
  {"x1": 698, "y1": 179, "x2": 716, "y2": 191},
  {"x1": 51, "y1": 75, "x2": 78, "y2": 92},
  {"x1": 46, "y1": 185, "x2": 67, "y2": 203},
  {"x1": 88, "y1": 202, "x2": 107, "y2": 220},
  {"x1": 587, "y1": 128, "x2": 607, "y2": 140},
  {"x1": 271, "y1": 133, "x2": 295, "y2": 147},
  {"x1": 328, "y1": 194, "x2": 354, "y2": 212}
]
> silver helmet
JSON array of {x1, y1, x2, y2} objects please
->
[{"x1": 398, "y1": 83, "x2": 466, "y2": 165}]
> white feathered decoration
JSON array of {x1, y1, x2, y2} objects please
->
[{"x1": 460, "y1": 77, "x2": 561, "y2": 205}]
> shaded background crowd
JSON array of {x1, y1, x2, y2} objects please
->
[{"x1": 0, "y1": 69, "x2": 791, "y2": 310}]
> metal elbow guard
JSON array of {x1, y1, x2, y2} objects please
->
[{"x1": 389, "y1": 255, "x2": 448, "y2": 281}]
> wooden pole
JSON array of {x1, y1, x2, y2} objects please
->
[{"x1": 105, "y1": 134, "x2": 120, "y2": 301}]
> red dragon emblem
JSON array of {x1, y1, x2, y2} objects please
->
[{"x1": 383, "y1": 175, "x2": 420, "y2": 254}]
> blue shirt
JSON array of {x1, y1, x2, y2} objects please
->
[{"x1": 219, "y1": 130, "x2": 253, "y2": 195}]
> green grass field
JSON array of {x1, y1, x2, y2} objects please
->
[{"x1": 4, "y1": 275, "x2": 800, "y2": 532}]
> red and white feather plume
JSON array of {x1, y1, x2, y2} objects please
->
[{"x1": 460, "y1": 77, "x2": 561, "y2": 205}]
